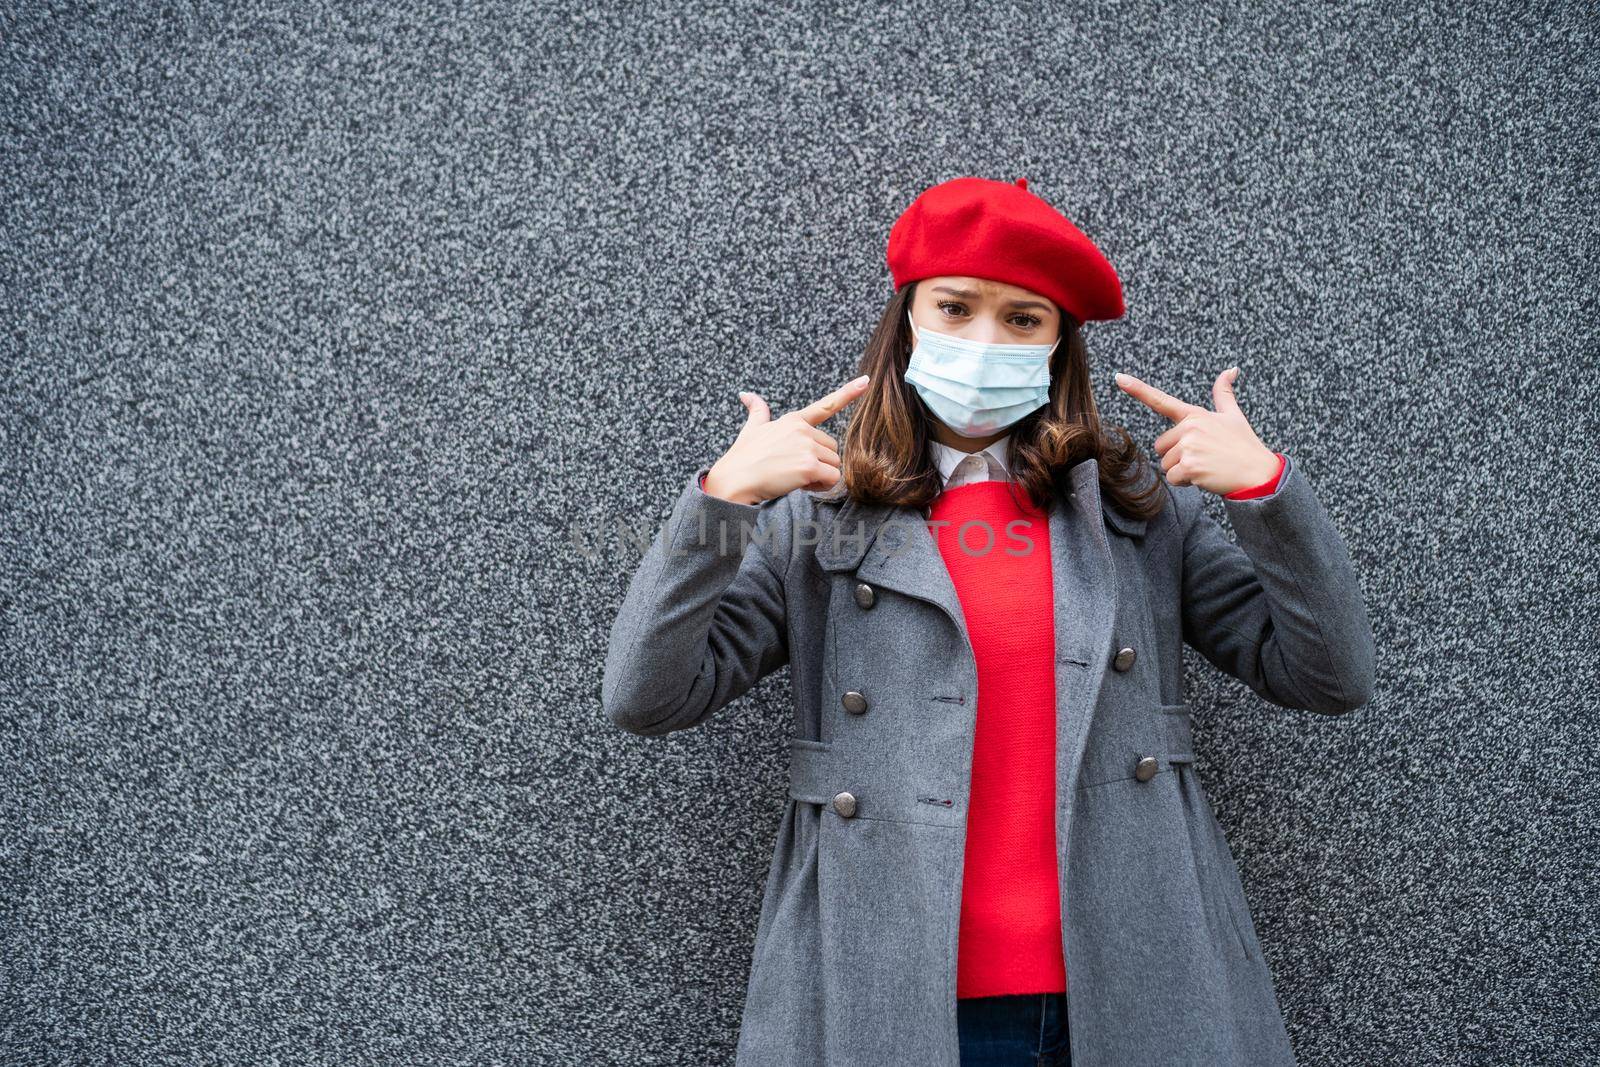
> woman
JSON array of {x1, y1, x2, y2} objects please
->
[{"x1": 602, "y1": 176, "x2": 1375, "y2": 1066}]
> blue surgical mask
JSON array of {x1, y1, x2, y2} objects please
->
[{"x1": 903, "y1": 309, "x2": 1060, "y2": 436}]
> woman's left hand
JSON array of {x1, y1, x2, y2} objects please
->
[{"x1": 1114, "y1": 366, "x2": 1280, "y2": 495}]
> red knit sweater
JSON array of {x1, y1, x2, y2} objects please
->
[{"x1": 928, "y1": 480, "x2": 1066, "y2": 998}]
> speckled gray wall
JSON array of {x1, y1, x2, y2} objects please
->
[{"x1": 3, "y1": 1, "x2": 1595, "y2": 1063}]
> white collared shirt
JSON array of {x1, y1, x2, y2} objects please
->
[{"x1": 928, "y1": 432, "x2": 1014, "y2": 490}]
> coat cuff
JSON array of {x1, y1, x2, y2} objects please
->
[{"x1": 673, "y1": 464, "x2": 766, "y2": 557}]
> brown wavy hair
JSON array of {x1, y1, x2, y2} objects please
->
[{"x1": 820, "y1": 280, "x2": 1168, "y2": 522}]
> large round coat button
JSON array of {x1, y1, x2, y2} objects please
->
[
  {"x1": 1134, "y1": 756, "x2": 1159, "y2": 782},
  {"x1": 1112, "y1": 646, "x2": 1137, "y2": 671},
  {"x1": 853, "y1": 582, "x2": 876, "y2": 609},
  {"x1": 841, "y1": 690, "x2": 869, "y2": 714},
  {"x1": 832, "y1": 791, "x2": 858, "y2": 817}
]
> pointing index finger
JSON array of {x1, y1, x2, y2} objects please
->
[
  {"x1": 1114, "y1": 372, "x2": 1198, "y2": 422},
  {"x1": 794, "y1": 374, "x2": 871, "y2": 427}
]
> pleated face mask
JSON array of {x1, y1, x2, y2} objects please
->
[{"x1": 903, "y1": 309, "x2": 1060, "y2": 436}]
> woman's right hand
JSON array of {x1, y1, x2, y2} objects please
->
[{"x1": 702, "y1": 374, "x2": 871, "y2": 505}]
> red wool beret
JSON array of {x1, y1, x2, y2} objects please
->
[{"x1": 887, "y1": 176, "x2": 1125, "y2": 324}]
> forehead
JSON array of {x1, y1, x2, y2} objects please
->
[{"x1": 922, "y1": 275, "x2": 1054, "y2": 307}]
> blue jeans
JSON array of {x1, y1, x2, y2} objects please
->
[{"x1": 957, "y1": 992, "x2": 1071, "y2": 1066}]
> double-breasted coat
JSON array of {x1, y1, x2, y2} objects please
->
[{"x1": 602, "y1": 450, "x2": 1376, "y2": 1066}]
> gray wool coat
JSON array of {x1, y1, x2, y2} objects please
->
[{"x1": 602, "y1": 451, "x2": 1376, "y2": 1066}]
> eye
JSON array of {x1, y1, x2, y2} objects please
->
[
  {"x1": 935, "y1": 300, "x2": 968, "y2": 318},
  {"x1": 1009, "y1": 313, "x2": 1043, "y2": 329}
]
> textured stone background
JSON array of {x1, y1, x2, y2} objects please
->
[{"x1": 3, "y1": 1, "x2": 1595, "y2": 1064}]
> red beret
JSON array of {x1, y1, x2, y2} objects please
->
[{"x1": 886, "y1": 176, "x2": 1125, "y2": 324}]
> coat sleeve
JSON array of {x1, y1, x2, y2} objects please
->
[
  {"x1": 1175, "y1": 452, "x2": 1377, "y2": 714},
  {"x1": 601, "y1": 464, "x2": 794, "y2": 737}
]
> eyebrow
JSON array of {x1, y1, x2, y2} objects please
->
[{"x1": 930, "y1": 285, "x2": 1054, "y2": 313}]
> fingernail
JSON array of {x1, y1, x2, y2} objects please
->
[
  {"x1": 1114, "y1": 372, "x2": 1127, "y2": 384},
  {"x1": 853, "y1": 374, "x2": 870, "y2": 385}
]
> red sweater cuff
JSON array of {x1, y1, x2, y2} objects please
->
[{"x1": 1224, "y1": 452, "x2": 1287, "y2": 500}]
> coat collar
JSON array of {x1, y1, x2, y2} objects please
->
[{"x1": 810, "y1": 457, "x2": 1145, "y2": 581}]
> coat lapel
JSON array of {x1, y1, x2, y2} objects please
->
[
  {"x1": 811, "y1": 492, "x2": 972, "y2": 646},
  {"x1": 1052, "y1": 457, "x2": 1120, "y2": 812}
]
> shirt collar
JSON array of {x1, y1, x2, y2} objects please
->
[{"x1": 928, "y1": 432, "x2": 1013, "y2": 488}]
